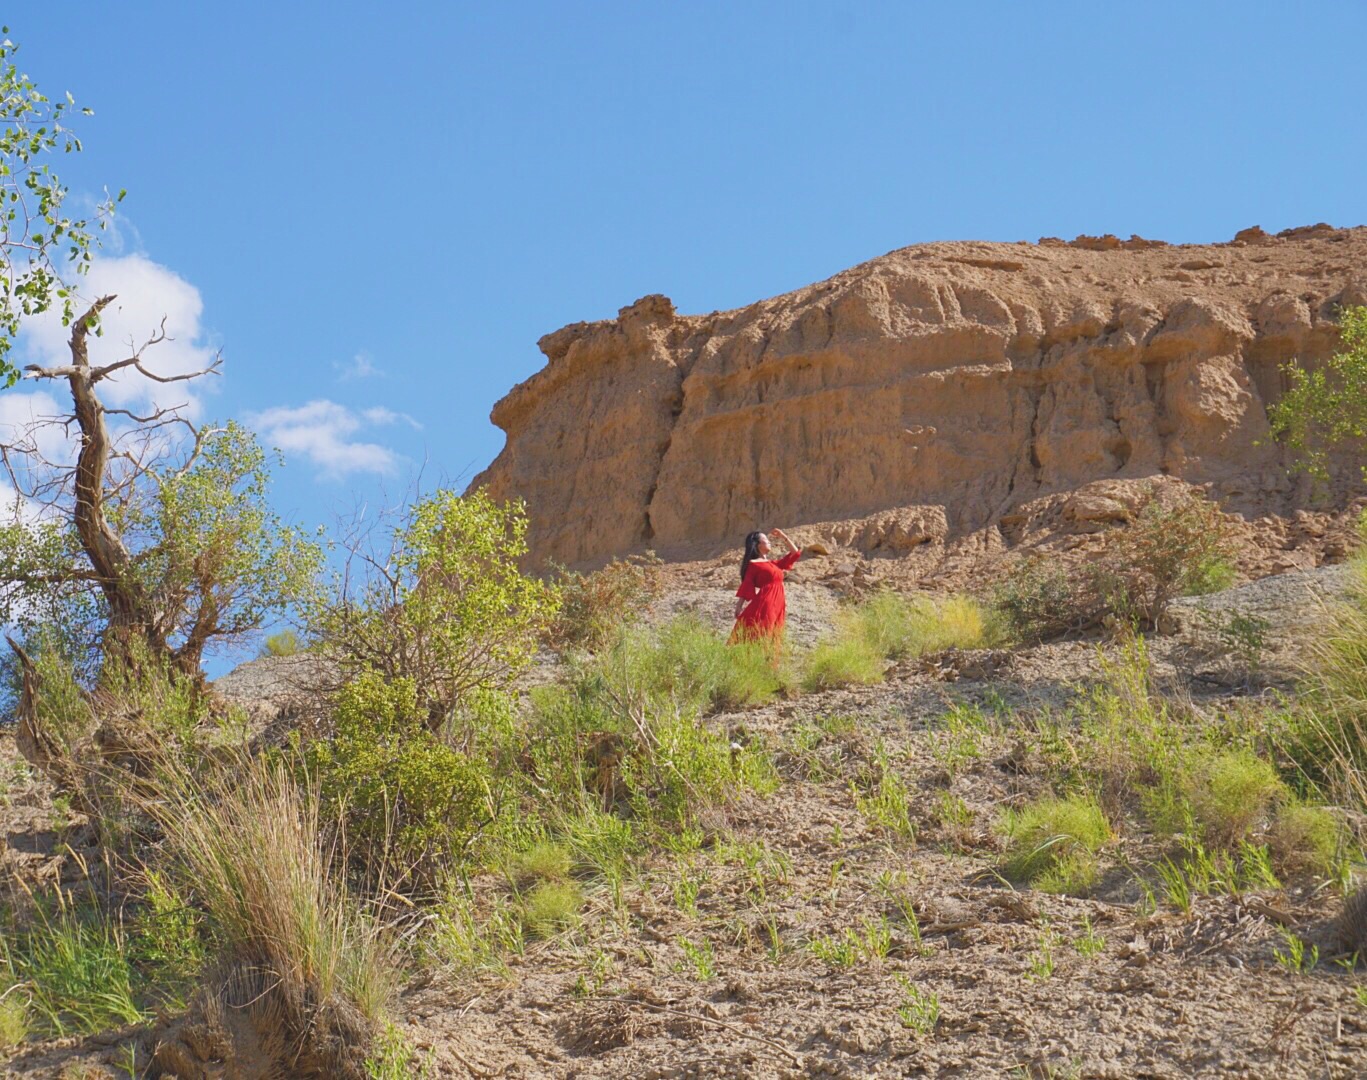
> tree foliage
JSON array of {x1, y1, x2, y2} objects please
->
[
  {"x1": 0, "y1": 28, "x2": 122, "y2": 386},
  {"x1": 309, "y1": 488, "x2": 559, "y2": 727},
  {"x1": 1268, "y1": 305, "x2": 1367, "y2": 482},
  {"x1": 0, "y1": 302, "x2": 321, "y2": 676},
  {"x1": 0, "y1": 420, "x2": 321, "y2": 673}
]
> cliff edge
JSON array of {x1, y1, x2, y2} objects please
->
[{"x1": 474, "y1": 225, "x2": 1367, "y2": 567}]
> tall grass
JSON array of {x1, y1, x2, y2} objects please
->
[
  {"x1": 592, "y1": 615, "x2": 789, "y2": 712},
  {"x1": 138, "y1": 752, "x2": 399, "y2": 1052},
  {"x1": 0, "y1": 893, "x2": 144, "y2": 1038},
  {"x1": 1295, "y1": 552, "x2": 1367, "y2": 810}
]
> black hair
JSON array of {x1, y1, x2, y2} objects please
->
[{"x1": 741, "y1": 531, "x2": 765, "y2": 581}]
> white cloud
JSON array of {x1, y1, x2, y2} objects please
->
[
  {"x1": 248, "y1": 399, "x2": 410, "y2": 479},
  {"x1": 334, "y1": 351, "x2": 381, "y2": 381},
  {"x1": 360, "y1": 406, "x2": 421, "y2": 430},
  {"x1": 17, "y1": 254, "x2": 219, "y2": 418},
  {"x1": 0, "y1": 389, "x2": 74, "y2": 469}
]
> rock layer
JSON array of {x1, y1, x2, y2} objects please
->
[{"x1": 474, "y1": 226, "x2": 1367, "y2": 567}]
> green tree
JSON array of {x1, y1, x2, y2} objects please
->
[
  {"x1": 310, "y1": 488, "x2": 559, "y2": 728},
  {"x1": 1268, "y1": 305, "x2": 1367, "y2": 482},
  {"x1": 0, "y1": 28, "x2": 122, "y2": 386},
  {"x1": 0, "y1": 304, "x2": 321, "y2": 677},
  {"x1": 258, "y1": 629, "x2": 303, "y2": 658}
]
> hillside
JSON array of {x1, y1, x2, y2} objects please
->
[{"x1": 5, "y1": 563, "x2": 1367, "y2": 1078}]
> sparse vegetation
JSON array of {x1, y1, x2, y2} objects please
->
[
  {"x1": 995, "y1": 487, "x2": 1236, "y2": 641},
  {"x1": 1025, "y1": 926, "x2": 1060, "y2": 981},
  {"x1": 894, "y1": 975, "x2": 940, "y2": 1036},
  {"x1": 1273, "y1": 928, "x2": 1319, "y2": 975},
  {"x1": 853, "y1": 745, "x2": 916, "y2": 841},
  {"x1": 804, "y1": 590, "x2": 991, "y2": 690},
  {"x1": 1072, "y1": 917, "x2": 1105, "y2": 958},
  {"x1": 677, "y1": 936, "x2": 717, "y2": 981},
  {"x1": 548, "y1": 552, "x2": 663, "y2": 654}
]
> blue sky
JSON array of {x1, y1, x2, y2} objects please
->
[{"x1": 5, "y1": 2, "x2": 1366, "y2": 664}]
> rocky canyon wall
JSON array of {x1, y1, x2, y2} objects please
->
[{"x1": 473, "y1": 225, "x2": 1367, "y2": 567}]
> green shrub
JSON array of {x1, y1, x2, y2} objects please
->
[
  {"x1": 1179, "y1": 747, "x2": 1286, "y2": 848},
  {"x1": 803, "y1": 635, "x2": 884, "y2": 691},
  {"x1": 1063, "y1": 637, "x2": 1203, "y2": 825},
  {"x1": 365, "y1": 1022, "x2": 433, "y2": 1080},
  {"x1": 994, "y1": 558, "x2": 1101, "y2": 643},
  {"x1": 999, "y1": 795, "x2": 1111, "y2": 894},
  {"x1": 1268, "y1": 803, "x2": 1342, "y2": 877},
  {"x1": 852, "y1": 748, "x2": 915, "y2": 841},
  {"x1": 306, "y1": 672, "x2": 494, "y2": 872},
  {"x1": 548, "y1": 553, "x2": 662, "y2": 654},
  {"x1": 128, "y1": 870, "x2": 205, "y2": 1007},
  {"x1": 1106, "y1": 490, "x2": 1238, "y2": 622},
  {"x1": 99, "y1": 640, "x2": 211, "y2": 750},
  {"x1": 308, "y1": 488, "x2": 559, "y2": 726},
  {"x1": 846, "y1": 590, "x2": 919, "y2": 659},
  {"x1": 621, "y1": 706, "x2": 777, "y2": 828},
  {"x1": 1268, "y1": 304, "x2": 1367, "y2": 483},
  {"x1": 1184, "y1": 554, "x2": 1238, "y2": 597},
  {"x1": 0, "y1": 635, "x2": 95, "y2": 755},
  {"x1": 995, "y1": 489, "x2": 1237, "y2": 641},
  {"x1": 525, "y1": 671, "x2": 775, "y2": 839},
  {"x1": 846, "y1": 590, "x2": 990, "y2": 659}
]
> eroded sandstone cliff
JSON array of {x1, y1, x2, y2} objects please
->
[{"x1": 474, "y1": 225, "x2": 1367, "y2": 567}]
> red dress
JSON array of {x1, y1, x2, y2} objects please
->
[{"x1": 731, "y1": 550, "x2": 802, "y2": 643}]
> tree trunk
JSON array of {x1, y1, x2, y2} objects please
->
[{"x1": 65, "y1": 299, "x2": 163, "y2": 669}]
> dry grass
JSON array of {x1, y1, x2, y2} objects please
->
[{"x1": 136, "y1": 752, "x2": 399, "y2": 1076}]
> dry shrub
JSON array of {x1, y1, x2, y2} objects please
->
[
  {"x1": 1103, "y1": 487, "x2": 1237, "y2": 622},
  {"x1": 138, "y1": 753, "x2": 398, "y2": 1079},
  {"x1": 996, "y1": 486, "x2": 1237, "y2": 642},
  {"x1": 548, "y1": 553, "x2": 663, "y2": 654}
]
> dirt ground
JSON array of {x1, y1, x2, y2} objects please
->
[{"x1": 3, "y1": 564, "x2": 1367, "y2": 1078}]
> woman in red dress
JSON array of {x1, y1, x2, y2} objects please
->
[{"x1": 730, "y1": 527, "x2": 801, "y2": 650}]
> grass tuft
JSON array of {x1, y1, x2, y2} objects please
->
[
  {"x1": 139, "y1": 752, "x2": 399, "y2": 1044},
  {"x1": 521, "y1": 881, "x2": 583, "y2": 938},
  {"x1": 1268, "y1": 803, "x2": 1342, "y2": 877},
  {"x1": 1000, "y1": 795, "x2": 1111, "y2": 894},
  {"x1": 1166, "y1": 747, "x2": 1286, "y2": 848}
]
